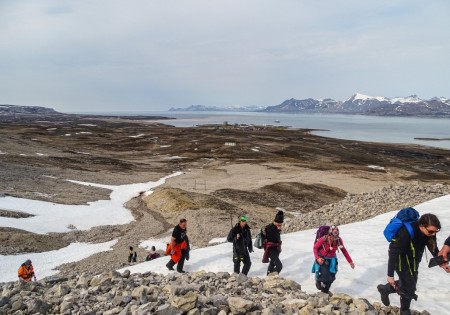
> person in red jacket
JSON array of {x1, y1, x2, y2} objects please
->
[
  {"x1": 165, "y1": 218, "x2": 190, "y2": 273},
  {"x1": 18, "y1": 259, "x2": 36, "y2": 282},
  {"x1": 313, "y1": 226, "x2": 355, "y2": 293}
]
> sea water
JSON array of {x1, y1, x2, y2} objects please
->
[{"x1": 78, "y1": 111, "x2": 450, "y2": 150}]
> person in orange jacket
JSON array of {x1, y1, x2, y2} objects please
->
[
  {"x1": 18, "y1": 259, "x2": 36, "y2": 282},
  {"x1": 166, "y1": 218, "x2": 190, "y2": 273}
]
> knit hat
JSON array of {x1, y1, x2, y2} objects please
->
[{"x1": 274, "y1": 210, "x2": 284, "y2": 223}]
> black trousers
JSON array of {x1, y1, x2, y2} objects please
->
[
  {"x1": 382, "y1": 267, "x2": 418, "y2": 311},
  {"x1": 234, "y1": 252, "x2": 251, "y2": 275},
  {"x1": 316, "y1": 260, "x2": 337, "y2": 293},
  {"x1": 267, "y1": 247, "x2": 283, "y2": 274},
  {"x1": 176, "y1": 250, "x2": 187, "y2": 272},
  {"x1": 397, "y1": 267, "x2": 418, "y2": 310}
]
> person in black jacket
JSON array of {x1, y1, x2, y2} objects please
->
[
  {"x1": 377, "y1": 213, "x2": 441, "y2": 315},
  {"x1": 438, "y1": 236, "x2": 450, "y2": 272},
  {"x1": 227, "y1": 215, "x2": 253, "y2": 275},
  {"x1": 263, "y1": 210, "x2": 284, "y2": 275}
]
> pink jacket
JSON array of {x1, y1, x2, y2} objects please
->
[{"x1": 314, "y1": 235, "x2": 353, "y2": 264}]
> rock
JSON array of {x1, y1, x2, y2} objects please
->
[
  {"x1": 170, "y1": 291, "x2": 198, "y2": 312},
  {"x1": 281, "y1": 298, "x2": 308, "y2": 309},
  {"x1": 330, "y1": 293, "x2": 353, "y2": 304},
  {"x1": 0, "y1": 296, "x2": 9, "y2": 307},
  {"x1": 228, "y1": 297, "x2": 254, "y2": 314},
  {"x1": 26, "y1": 299, "x2": 51, "y2": 314},
  {"x1": 121, "y1": 270, "x2": 131, "y2": 278},
  {"x1": 154, "y1": 303, "x2": 183, "y2": 315},
  {"x1": 263, "y1": 276, "x2": 301, "y2": 291}
]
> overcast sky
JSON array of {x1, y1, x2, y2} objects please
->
[{"x1": 1, "y1": 1, "x2": 449, "y2": 112}]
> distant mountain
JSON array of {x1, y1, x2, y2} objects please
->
[
  {"x1": 0, "y1": 104, "x2": 68, "y2": 122},
  {"x1": 264, "y1": 93, "x2": 450, "y2": 117},
  {"x1": 0, "y1": 104, "x2": 61, "y2": 115},
  {"x1": 169, "y1": 104, "x2": 266, "y2": 112}
]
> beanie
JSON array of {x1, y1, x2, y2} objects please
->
[{"x1": 274, "y1": 210, "x2": 284, "y2": 223}]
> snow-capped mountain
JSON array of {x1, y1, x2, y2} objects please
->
[
  {"x1": 168, "y1": 94, "x2": 450, "y2": 117},
  {"x1": 264, "y1": 93, "x2": 450, "y2": 117}
]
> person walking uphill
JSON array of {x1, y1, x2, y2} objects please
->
[
  {"x1": 263, "y1": 210, "x2": 284, "y2": 275},
  {"x1": 313, "y1": 225, "x2": 354, "y2": 294},
  {"x1": 18, "y1": 259, "x2": 36, "y2": 282},
  {"x1": 227, "y1": 215, "x2": 253, "y2": 275},
  {"x1": 377, "y1": 213, "x2": 441, "y2": 315},
  {"x1": 166, "y1": 218, "x2": 190, "y2": 273}
]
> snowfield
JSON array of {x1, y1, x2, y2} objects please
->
[{"x1": 0, "y1": 176, "x2": 448, "y2": 313}]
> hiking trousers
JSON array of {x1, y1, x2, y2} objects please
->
[
  {"x1": 234, "y1": 252, "x2": 251, "y2": 275},
  {"x1": 381, "y1": 267, "x2": 418, "y2": 311},
  {"x1": 396, "y1": 267, "x2": 418, "y2": 311},
  {"x1": 267, "y1": 247, "x2": 282, "y2": 274},
  {"x1": 176, "y1": 249, "x2": 187, "y2": 272}
]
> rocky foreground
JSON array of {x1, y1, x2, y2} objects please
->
[{"x1": 0, "y1": 271, "x2": 430, "y2": 315}]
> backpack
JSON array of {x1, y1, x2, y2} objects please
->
[
  {"x1": 314, "y1": 225, "x2": 331, "y2": 243},
  {"x1": 383, "y1": 207, "x2": 420, "y2": 242},
  {"x1": 254, "y1": 229, "x2": 263, "y2": 249}
]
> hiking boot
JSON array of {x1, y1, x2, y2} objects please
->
[
  {"x1": 177, "y1": 270, "x2": 186, "y2": 274},
  {"x1": 166, "y1": 260, "x2": 175, "y2": 271},
  {"x1": 315, "y1": 280, "x2": 322, "y2": 291},
  {"x1": 377, "y1": 284, "x2": 391, "y2": 306},
  {"x1": 400, "y1": 310, "x2": 412, "y2": 315}
]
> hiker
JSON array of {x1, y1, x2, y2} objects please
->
[
  {"x1": 438, "y1": 236, "x2": 450, "y2": 272},
  {"x1": 166, "y1": 218, "x2": 190, "y2": 273},
  {"x1": 227, "y1": 214, "x2": 253, "y2": 275},
  {"x1": 262, "y1": 210, "x2": 284, "y2": 275},
  {"x1": 128, "y1": 246, "x2": 137, "y2": 263},
  {"x1": 377, "y1": 213, "x2": 441, "y2": 315},
  {"x1": 313, "y1": 225, "x2": 354, "y2": 293},
  {"x1": 146, "y1": 246, "x2": 161, "y2": 261},
  {"x1": 18, "y1": 259, "x2": 36, "y2": 282}
]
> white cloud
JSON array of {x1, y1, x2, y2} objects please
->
[{"x1": 0, "y1": 0, "x2": 449, "y2": 111}]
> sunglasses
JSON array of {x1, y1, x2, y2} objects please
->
[{"x1": 424, "y1": 226, "x2": 439, "y2": 235}]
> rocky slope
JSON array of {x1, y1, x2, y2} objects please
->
[{"x1": 0, "y1": 271, "x2": 430, "y2": 315}]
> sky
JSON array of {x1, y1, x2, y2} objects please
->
[
  {"x1": 0, "y1": 1, "x2": 449, "y2": 112},
  {"x1": 1, "y1": 174, "x2": 448, "y2": 313}
]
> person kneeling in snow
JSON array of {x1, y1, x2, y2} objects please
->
[
  {"x1": 146, "y1": 246, "x2": 161, "y2": 261},
  {"x1": 18, "y1": 259, "x2": 36, "y2": 282}
]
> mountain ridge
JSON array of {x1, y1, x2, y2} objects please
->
[{"x1": 170, "y1": 93, "x2": 450, "y2": 117}]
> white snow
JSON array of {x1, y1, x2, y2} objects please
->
[
  {"x1": 0, "y1": 240, "x2": 118, "y2": 283},
  {"x1": 352, "y1": 93, "x2": 387, "y2": 102},
  {"x1": 1, "y1": 171, "x2": 448, "y2": 312},
  {"x1": 129, "y1": 134, "x2": 145, "y2": 138},
  {"x1": 164, "y1": 156, "x2": 187, "y2": 160},
  {"x1": 391, "y1": 96, "x2": 422, "y2": 104},
  {"x1": 368, "y1": 165, "x2": 385, "y2": 170},
  {"x1": 77, "y1": 124, "x2": 96, "y2": 127},
  {"x1": 120, "y1": 195, "x2": 450, "y2": 314},
  {"x1": 0, "y1": 172, "x2": 182, "y2": 234}
]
